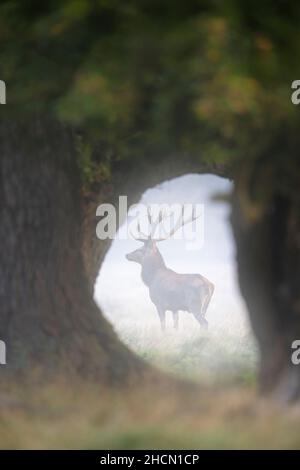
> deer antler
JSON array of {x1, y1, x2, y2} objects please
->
[
  {"x1": 128, "y1": 206, "x2": 169, "y2": 242},
  {"x1": 129, "y1": 205, "x2": 201, "y2": 242},
  {"x1": 155, "y1": 205, "x2": 201, "y2": 241}
]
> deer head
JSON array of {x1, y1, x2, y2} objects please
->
[
  {"x1": 125, "y1": 206, "x2": 200, "y2": 266},
  {"x1": 126, "y1": 239, "x2": 160, "y2": 264}
]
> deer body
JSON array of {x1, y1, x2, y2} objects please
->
[{"x1": 126, "y1": 240, "x2": 214, "y2": 330}]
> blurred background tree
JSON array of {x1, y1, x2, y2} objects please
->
[{"x1": 1, "y1": 0, "x2": 300, "y2": 401}]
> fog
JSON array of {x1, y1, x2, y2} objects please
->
[{"x1": 94, "y1": 174, "x2": 257, "y2": 382}]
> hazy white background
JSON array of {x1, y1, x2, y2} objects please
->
[{"x1": 94, "y1": 174, "x2": 257, "y2": 382}]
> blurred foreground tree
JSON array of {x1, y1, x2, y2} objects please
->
[{"x1": 0, "y1": 0, "x2": 300, "y2": 400}]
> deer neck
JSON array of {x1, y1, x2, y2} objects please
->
[{"x1": 141, "y1": 249, "x2": 166, "y2": 286}]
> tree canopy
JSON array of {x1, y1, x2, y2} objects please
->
[{"x1": 1, "y1": 0, "x2": 300, "y2": 183}]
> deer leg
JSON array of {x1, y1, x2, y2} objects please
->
[
  {"x1": 192, "y1": 308, "x2": 208, "y2": 329},
  {"x1": 188, "y1": 291, "x2": 209, "y2": 329},
  {"x1": 157, "y1": 308, "x2": 166, "y2": 332},
  {"x1": 201, "y1": 285, "x2": 214, "y2": 317},
  {"x1": 173, "y1": 311, "x2": 179, "y2": 330},
  {"x1": 197, "y1": 314, "x2": 208, "y2": 329},
  {"x1": 201, "y1": 292, "x2": 210, "y2": 317}
]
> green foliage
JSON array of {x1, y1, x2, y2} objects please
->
[
  {"x1": 75, "y1": 134, "x2": 111, "y2": 186},
  {"x1": 1, "y1": 0, "x2": 300, "y2": 173}
]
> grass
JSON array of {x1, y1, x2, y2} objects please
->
[
  {"x1": 114, "y1": 318, "x2": 258, "y2": 385},
  {"x1": 0, "y1": 320, "x2": 298, "y2": 449},
  {"x1": 1, "y1": 377, "x2": 300, "y2": 449}
]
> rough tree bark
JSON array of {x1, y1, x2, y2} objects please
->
[
  {"x1": 2, "y1": 114, "x2": 299, "y2": 403},
  {"x1": 0, "y1": 116, "x2": 143, "y2": 383},
  {"x1": 0, "y1": 114, "x2": 220, "y2": 384},
  {"x1": 232, "y1": 159, "x2": 300, "y2": 403}
]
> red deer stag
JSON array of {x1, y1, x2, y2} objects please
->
[{"x1": 126, "y1": 208, "x2": 214, "y2": 331}]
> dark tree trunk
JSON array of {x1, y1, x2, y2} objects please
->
[
  {"x1": 3, "y1": 113, "x2": 299, "y2": 404},
  {"x1": 0, "y1": 117, "x2": 143, "y2": 383},
  {"x1": 232, "y1": 163, "x2": 300, "y2": 403}
]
